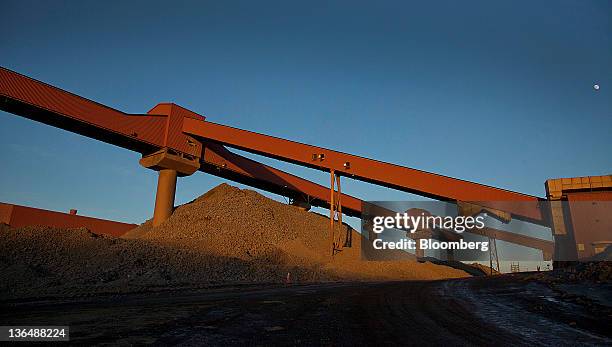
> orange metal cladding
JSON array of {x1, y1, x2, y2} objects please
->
[
  {"x1": 183, "y1": 119, "x2": 545, "y2": 223},
  {"x1": 566, "y1": 191, "x2": 612, "y2": 258},
  {"x1": 0, "y1": 67, "x2": 365, "y2": 217},
  {"x1": 1, "y1": 66, "x2": 544, "y2": 224},
  {"x1": 0, "y1": 67, "x2": 201, "y2": 157},
  {"x1": 0, "y1": 202, "x2": 137, "y2": 237},
  {"x1": 0, "y1": 67, "x2": 565, "y2": 259}
]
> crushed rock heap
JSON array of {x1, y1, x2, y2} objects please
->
[{"x1": 0, "y1": 184, "x2": 468, "y2": 300}]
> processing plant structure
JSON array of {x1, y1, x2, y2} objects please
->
[{"x1": 1, "y1": 67, "x2": 610, "y2": 269}]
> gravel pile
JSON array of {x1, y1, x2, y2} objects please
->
[
  {"x1": 527, "y1": 262, "x2": 612, "y2": 284},
  {"x1": 0, "y1": 184, "x2": 468, "y2": 300}
]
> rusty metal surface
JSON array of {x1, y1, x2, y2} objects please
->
[
  {"x1": 0, "y1": 202, "x2": 137, "y2": 237},
  {"x1": 184, "y1": 119, "x2": 545, "y2": 223}
]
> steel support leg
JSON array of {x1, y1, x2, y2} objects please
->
[
  {"x1": 336, "y1": 174, "x2": 342, "y2": 226},
  {"x1": 330, "y1": 170, "x2": 336, "y2": 255},
  {"x1": 140, "y1": 148, "x2": 200, "y2": 227},
  {"x1": 329, "y1": 170, "x2": 344, "y2": 255},
  {"x1": 152, "y1": 169, "x2": 178, "y2": 227}
]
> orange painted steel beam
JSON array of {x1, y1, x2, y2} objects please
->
[
  {"x1": 0, "y1": 67, "x2": 365, "y2": 217},
  {"x1": 205, "y1": 146, "x2": 552, "y2": 260},
  {"x1": 1, "y1": 66, "x2": 544, "y2": 224},
  {"x1": 473, "y1": 227, "x2": 554, "y2": 260},
  {"x1": 0, "y1": 67, "x2": 555, "y2": 256},
  {"x1": 0, "y1": 67, "x2": 203, "y2": 158},
  {"x1": 0, "y1": 67, "x2": 550, "y2": 258},
  {"x1": 200, "y1": 143, "x2": 363, "y2": 217},
  {"x1": 399, "y1": 208, "x2": 553, "y2": 258},
  {"x1": 183, "y1": 119, "x2": 545, "y2": 223}
]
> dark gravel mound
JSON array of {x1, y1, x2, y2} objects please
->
[{"x1": 0, "y1": 184, "x2": 468, "y2": 301}]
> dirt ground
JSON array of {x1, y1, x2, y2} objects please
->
[
  {"x1": 1, "y1": 274, "x2": 609, "y2": 345},
  {"x1": 1, "y1": 184, "x2": 610, "y2": 344},
  {"x1": 0, "y1": 184, "x2": 468, "y2": 301}
]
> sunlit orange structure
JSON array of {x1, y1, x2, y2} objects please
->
[
  {"x1": 1, "y1": 66, "x2": 609, "y2": 261},
  {"x1": 0, "y1": 202, "x2": 137, "y2": 237}
]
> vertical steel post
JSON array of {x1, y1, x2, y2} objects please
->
[
  {"x1": 336, "y1": 174, "x2": 342, "y2": 226},
  {"x1": 329, "y1": 171, "x2": 344, "y2": 254},
  {"x1": 330, "y1": 169, "x2": 335, "y2": 255},
  {"x1": 152, "y1": 169, "x2": 178, "y2": 227},
  {"x1": 140, "y1": 148, "x2": 200, "y2": 228}
]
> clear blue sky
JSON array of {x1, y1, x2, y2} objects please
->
[{"x1": 1, "y1": 0, "x2": 610, "y2": 226}]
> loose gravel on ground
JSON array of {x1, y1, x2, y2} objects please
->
[{"x1": 0, "y1": 184, "x2": 468, "y2": 300}]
